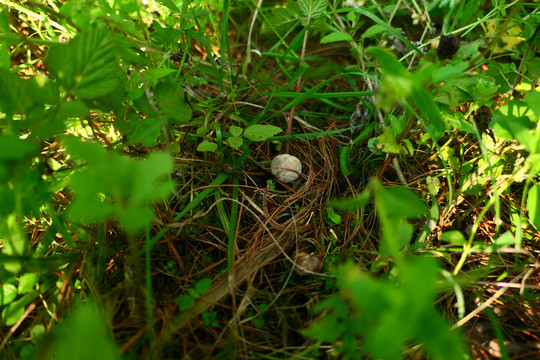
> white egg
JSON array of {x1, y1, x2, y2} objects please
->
[{"x1": 271, "y1": 154, "x2": 302, "y2": 183}]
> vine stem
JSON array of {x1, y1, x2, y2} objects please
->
[{"x1": 286, "y1": 22, "x2": 310, "y2": 152}]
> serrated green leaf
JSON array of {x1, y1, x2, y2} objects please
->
[
  {"x1": 298, "y1": 0, "x2": 327, "y2": 19},
  {"x1": 244, "y1": 125, "x2": 282, "y2": 141},
  {"x1": 197, "y1": 141, "x2": 218, "y2": 152},
  {"x1": 320, "y1": 32, "x2": 354, "y2": 44},
  {"x1": 48, "y1": 28, "x2": 119, "y2": 99},
  {"x1": 262, "y1": 6, "x2": 300, "y2": 35},
  {"x1": 152, "y1": 82, "x2": 192, "y2": 124}
]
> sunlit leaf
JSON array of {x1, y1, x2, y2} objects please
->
[{"x1": 48, "y1": 28, "x2": 119, "y2": 99}]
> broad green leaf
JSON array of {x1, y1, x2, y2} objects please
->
[
  {"x1": 0, "y1": 284, "x2": 17, "y2": 305},
  {"x1": 298, "y1": 0, "x2": 327, "y2": 19},
  {"x1": 525, "y1": 90, "x2": 540, "y2": 118},
  {"x1": 43, "y1": 302, "x2": 121, "y2": 360},
  {"x1": 426, "y1": 176, "x2": 441, "y2": 196},
  {"x1": 0, "y1": 136, "x2": 37, "y2": 161},
  {"x1": 244, "y1": 125, "x2": 282, "y2": 141},
  {"x1": 375, "y1": 126, "x2": 401, "y2": 154},
  {"x1": 197, "y1": 141, "x2": 218, "y2": 152},
  {"x1": 1, "y1": 292, "x2": 37, "y2": 326},
  {"x1": 227, "y1": 136, "x2": 243, "y2": 149},
  {"x1": 48, "y1": 28, "x2": 119, "y2": 99},
  {"x1": 118, "y1": 207, "x2": 154, "y2": 233},
  {"x1": 432, "y1": 62, "x2": 469, "y2": 83},
  {"x1": 18, "y1": 273, "x2": 38, "y2": 294},
  {"x1": 65, "y1": 138, "x2": 173, "y2": 233},
  {"x1": 195, "y1": 278, "x2": 212, "y2": 295},
  {"x1": 320, "y1": 32, "x2": 354, "y2": 44},
  {"x1": 441, "y1": 230, "x2": 466, "y2": 245},
  {"x1": 229, "y1": 125, "x2": 243, "y2": 137},
  {"x1": 527, "y1": 184, "x2": 540, "y2": 229},
  {"x1": 261, "y1": 5, "x2": 300, "y2": 34},
  {"x1": 152, "y1": 82, "x2": 193, "y2": 124},
  {"x1": 376, "y1": 186, "x2": 428, "y2": 219},
  {"x1": 127, "y1": 117, "x2": 163, "y2": 146},
  {"x1": 177, "y1": 294, "x2": 195, "y2": 311},
  {"x1": 0, "y1": 214, "x2": 28, "y2": 273},
  {"x1": 492, "y1": 231, "x2": 515, "y2": 249}
]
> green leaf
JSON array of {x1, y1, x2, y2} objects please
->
[
  {"x1": 197, "y1": 141, "x2": 218, "y2": 152},
  {"x1": 320, "y1": 32, "x2": 354, "y2": 44},
  {"x1": 244, "y1": 125, "x2": 282, "y2": 141},
  {"x1": 177, "y1": 294, "x2": 195, "y2": 311},
  {"x1": 376, "y1": 186, "x2": 428, "y2": 219},
  {"x1": 1, "y1": 292, "x2": 37, "y2": 326},
  {"x1": 118, "y1": 207, "x2": 154, "y2": 233},
  {"x1": 329, "y1": 190, "x2": 370, "y2": 211},
  {"x1": 0, "y1": 214, "x2": 28, "y2": 273},
  {"x1": 375, "y1": 126, "x2": 401, "y2": 154},
  {"x1": 227, "y1": 136, "x2": 243, "y2": 149},
  {"x1": 152, "y1": 82, "x2": 192, "y2": 124},
  {"x1": 440, "y1": 230, "x2": 466, "y2": 245},
  {"x1": 48, "y1": 28, "x2": 119, "y2": 99},
  {"x1": 44, "y1": 302, "x2": 121, "y2": 360},
  {"x1": 361, "y1": 25, "x2": 388, "y2": 39},
  {"x1": 144, "y1": 67, "x2": 177, "y2": 81},
  {"x1": 261, "y1": 4, "x2": 300, "y2": 34},
  {"x1": 229, "y1": 125, "x2": 243, "y2": 137},
  {"x1": 298, "y1": 0, "x2": 327, "y2": 19},
  {"x1": 367, "y1": 47, "x2": 408, "y2": 77},
  {"x1": 426, "y1": 176, "x2": 441, "y2": 196},
  {"x1": 127, "y1": 117, "x2": 163, "y2": 146},
  {"x1": 18, "y1": 273, "x2": 38, "y2": 294},
  {"x1": 326, "y1": 208, "x2": 342, "y2": 225},
  {"x1": 411, "y1": 86, "x2": 445, "y2": 137},
  {"x1": 157, "y1": 0, "x2": 180, "y2": 12},
  {"x1": 527, "y1": 184, "x2": 540, "y2": 229},
  {"x1": 195, "y1": 278, "x2": 212, "y2": 295},
  {"x1": 492, "y1": 231, "x2": 515, "y2": 249},
  {"x1": 0, "y1": 284, "x2": 17, "y2": 306},
  {"x1": 0, "y1": 136, "x2": 38, "y2": 161},
  {"x1": 525, "y1": 91, "x2": 540, "y2": 117}
]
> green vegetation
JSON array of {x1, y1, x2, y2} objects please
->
[{"x1": 0, "y1": 0, "x2": 539, "y2": 359}]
